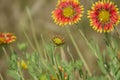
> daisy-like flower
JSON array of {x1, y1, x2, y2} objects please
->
[
  {"x1": 88, "y1": 0, "x2": 120, "y2": 33},
  {"x1": 52, "y1": 0, "x2": 84, "y2": 26},
  {"x1": 52, "y1": 35, "x2": 64, "y2": 46},
  {"x1": 0, "y1": 33, "x2": 16, "y2": 44}
]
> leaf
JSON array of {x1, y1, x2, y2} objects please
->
[
  {"x1": 40, "y1": 74, "x2": 48, "y2": 80},
  {"x1": 8, "y1": 70, "x2": 20, "y2": 80},
  {"x1": 115, "y1": 71, "x2": 120, "y2": 80},
  {"x1": 17, "y1": 43, "x2": 28, "y2": 51}
]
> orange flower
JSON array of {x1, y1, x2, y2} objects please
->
[
  {"x1": 64, "y1": 72, "x2": 68, "y2": 80},
  {"x1": 52, "y1": 35, "x2": 64, "y2": 46},
  {"x1": 0, "y1": 33, "x2": 16, "y2": 44},
  {"x1": 52, "y1": 0, "x2": 84, "y2": 26},
  {"x1": 88, "y1": 0, "x2": 120, "y2": 33}
]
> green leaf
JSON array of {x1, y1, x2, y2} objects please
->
[
  {"x1": 115, "y1": 71, "x2": 120, "y2": 80},
  {"x1": 8, "y1": 70, "x2": 20, "y2": 80},
  {"x1": 17, "y1": 43, "x2": 28, "y2": 51},
  {"x1": 39, "y1": 74, "x2": 48, "y2": 80}
]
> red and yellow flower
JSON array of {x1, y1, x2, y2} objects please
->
[
  {"x1": 52, "y1": 0, "x2": 84, "y2": 26},
  {"x1": 88, "y1": 0, "x2": 120, "y2": 33},
  {"x1": 0, "y1": 33, "x2": 16, "y2": 44}
]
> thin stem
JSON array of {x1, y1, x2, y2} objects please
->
[
  {"x1": 114, "y1": 27, "x2": 120, "y2": 40},
  {"x1": 78, "y1": 29, "x2": 98, "y2": 58},
  {"x1": 60, "y1": 47, "x2": 67, "y2": 61},
  {"x1": 104, "y1": 33, "x2": 115, "y2": 80},
  {"x1": 53, "y1": 47, "x2": 62, "y2": 80},
  {"x1": 106, "y1": 74, "x2": 112, "y2": 80},
  {"x1": 65, "y1": 27, "x2": 92, "y2": 76},
  {"x1": 23, "y1": 31, "x2": 36, "y2": 52},
  {"x1": 26, "y1": 7, "x2": 42, "y2": 55},
  {"x1": 2, "y1": 47, "x2": 9, "y2": 60},
  {"x1": 67, "y1": 46, "x2": 74, "y2": 62},
  {"x1": 18, "y1": 67, "x2": 25, "y2": 80},
  {"x1": 41, "y1": 34, "x2": 48, "y2": 60},
  {"x1": 0, "y1": 73, "x2": 4, "y2": 80}
]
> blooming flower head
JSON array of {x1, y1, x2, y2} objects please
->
[
  {"x1": 52, "y1": 35, "x2": 64, "y2": 46},
  {"x1": 0, "y1": 33, "x2": 16, "y2": 44},
  {"x1": 88, "y1": 0, "x2": 120, "y2": 33},
  {"x1": 52, "y1": 0, "x2": 84, "y2": 26}
]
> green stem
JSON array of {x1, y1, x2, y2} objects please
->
[
  {"x1": 2, "y1": 47, "x2": 9, "y2": 60},
  {"x1": 78, "y1": 29, "x2": 98, "y2": 58},
  {"x1": 26, "y1": 7, "x2": 42, "y2": 55},
  {"x1": 104, "y1": 33, "x2": 114, "y2": 80},
  {"x1": 23, "y1": 31, "x2": 36, "y2": 52},
  {"x1": 65, "y1": 27, "x2": 92, "y2": 77},
  {"x1": 67, "y1": 46, "x2": 74, "y2": 62},
  {"x1": 18, "y1": 68, "x2": 25, "y2": 80}
]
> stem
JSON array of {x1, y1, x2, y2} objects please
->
[
  {"x1": 65, "y1": 27, "x2": 92, "y2": 76},
  {"x1": 114, "y1": 27, "x2": 120, "y2": 40},
  {"x1": 78, "y1": 29, "x2": 98, "y2": 58},
  {"x1": 19, "y1": 69, "x2": 25, "y2": 80},
  {"x1": 2, "y1": 47, "x2": 9, "y2": 60},
  {"x1": 67, "y1": 46, "x2": 74, "y2": 62},
  {"x1": 104, "y1": 33, "x2": 115, "y2": 80},
  {"x1": 26, "y1": 7, "x2": 42, "y2": 55},
  {"x1": 0, "y1": 73, "x2": 4, "y2": 80},
  {"x1": 60, "y1": 47, "x2": 67, "y2": 61},
  {"x1": 23, "y1": 31, "x2": 36, "y2": 52},
  {"x1": 53, "y1": 47, "x2": 62, "y2": 80}
]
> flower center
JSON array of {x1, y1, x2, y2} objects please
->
[
  {"x1": 0, "y1": 37, "x2": 5, "y2": 43},
  {"x1": 53, "y1": 38, "x2": 62, "y2": 44},
  {"x1": 62, "y1": 7, "x2": 75, "y2": 17},
  {"x1": 98, "y1": 10, "x2": 110, "y2": 23}
]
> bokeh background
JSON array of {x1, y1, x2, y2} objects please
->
[{"x1": 0, "y1": 0, "x2": 120, "y2": 80}]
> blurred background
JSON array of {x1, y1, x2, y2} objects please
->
[{"x1": 0, "y1": 0, "x2": 120, "y2": 79}]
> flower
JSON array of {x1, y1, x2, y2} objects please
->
[
  {"x1": 52, "y1": 35, "x2": 64, "y2": 46},
  {"x1": 0, "y1": 33, "x2": 16, "y2": 44},
  {"x1": 52, "y1": 0, "x2": 84, "y2": 26},
  {"x1": 64, "y1": 72, "x2": 68, "y2": 80},
  {"x1": 18, "y1": 60, "x2": 28, "y2": 69},
  {"x1": 88, "y1": 0, "x2": 120, "y2": 33}
]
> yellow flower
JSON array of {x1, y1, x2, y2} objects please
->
[
  {"x1": 52, "y1": 0, "x2": 84, "y2": 26},
  {"x1": 52, "y1": 35, "x2": 64, "y2": 46},
  {"x1": 18, "y1": 60, "x2": 28, "y2": 69}
]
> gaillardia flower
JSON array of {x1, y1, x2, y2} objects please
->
[
  {"x1": 52, "y1": 35, "x2": 64, "y2": 46},
  {"x1": 88, "y1": 0, "x2": 120, "y2": 33},
  {"x1": 52, "y1": 0, "x2": 84, "y2": 26},
  {"x1": 0, "y1": 33, "x2": 16, "y2": 44}
]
